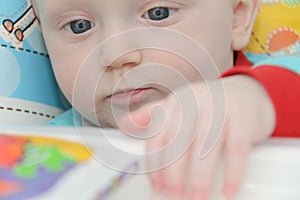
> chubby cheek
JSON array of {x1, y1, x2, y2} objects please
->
[
  {"x1": 187, "y1": 29, "x2": 232, "y2": 72},
  {"x1": 52, "y1": 56, "x2": 100, "y2": 125},
  {"x1": 143, "y1": 50, "x2": 203, "y2": 83},
  {"x1": 172, "y1": 8, "x2": 233, "y2": 72},
  {"x1": 49, "y1": 50, "x2": 82, "y2": 103},
  {"x1": 42, "y1": 32, "x2": 88, "y2": 100}
]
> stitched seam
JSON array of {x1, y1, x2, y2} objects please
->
[
  {"x1": 0, "y1": 106, "x2": 55, "y2": 119},
  {"x1": 251, "y1": 31, "x2": 271, "y2": 56},
  {"x1": 0, "y1": 43, "x2": 49, "y2": 57}
]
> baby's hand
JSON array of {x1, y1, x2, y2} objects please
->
[{"x1": 120, "y1": 75, "x2": 275, "y2": 199}]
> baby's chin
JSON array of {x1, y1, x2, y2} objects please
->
[
  {"x1": 89, "y1": 108, "x2": 127, "y2": 129},
  {"x1": 91, "y1": 105, "x2": 146, "y2": 129}
]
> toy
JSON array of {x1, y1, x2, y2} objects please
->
[
  {"x1": 244, "y1": 0, "x2": 300, "y2": 63},
  {"x1": 0, "y1": 0, "x2": 68, "y2": 125}
]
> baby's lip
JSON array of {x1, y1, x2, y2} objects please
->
[{"x1": 106, "y1": 87, "x2": 155, "y2": 106}]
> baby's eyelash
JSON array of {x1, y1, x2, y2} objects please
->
[
  {"x1": 64, "y1": 19, "x2": 95, "y2": 34},
  {"x1": 143, "y1": 7, "x2": 177, "y2": 21}
]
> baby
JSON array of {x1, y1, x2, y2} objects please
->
[{"x1": 32, "y1": 0, "x2": 300, "y2": 199}]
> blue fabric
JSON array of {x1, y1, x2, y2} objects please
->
[
  {"x1": 254, "y1": 56, "x2": 300, "y2": 75},
  {"x1": 48, "y1": 108, "x2": 82, "y2": 126},
  {"x1": 0, "y1": 1, "x2": 68, "y2": 109}
]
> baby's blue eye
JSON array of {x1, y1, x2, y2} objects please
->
[
  {"x1": 68, "y1": 19, "x2": 94, "y2": 34},
  {"x1": 145, "y1": 7, "x2": 175, "y2": 21}
]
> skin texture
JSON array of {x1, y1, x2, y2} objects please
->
[
  {"x1": 33, "y1": 0, "x2": 275, "y2": 199},
  {"x1": 33, "y1": 0, "x2": 240, "y2": 126}
]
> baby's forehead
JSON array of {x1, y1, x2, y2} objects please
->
[
  {"x1": 33, "y1": 0, "x2": 198, "y2": 6},
  {"x1": 32, "y1": 0, "x2": 238, "y2": 13}
]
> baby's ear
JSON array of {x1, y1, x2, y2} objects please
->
[{"x1": 232, "y1": 0, "x2": 260, "y2": 50}]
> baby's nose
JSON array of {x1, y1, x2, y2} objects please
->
[{"x1": 106, "y1": 50, "x2": 142, "y2": 70}]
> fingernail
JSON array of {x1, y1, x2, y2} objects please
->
[{"x1": 222, "y1": 184, "x2": 237, "y2": 197}]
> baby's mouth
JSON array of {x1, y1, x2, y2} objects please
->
[{"x1": 106, "y1": 87, "x2": 155, "y2": 107}]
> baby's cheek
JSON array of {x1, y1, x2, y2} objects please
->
[{"x1": 52, "y1": 68, "x2": 75, "y2": 103}]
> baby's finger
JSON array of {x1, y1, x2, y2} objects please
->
[
  {"x1": 147, "y1": 100, "x2": 190, "y2": 197},
  {"x1": 144, "y1": 101, "x2": 175, "y2": 192},
  {"x1": 162, "y1": 148, "x2": 190, "y2": 198},
  {"x1": 222, "y1": 129, "x2": 252, "y2": 198},
  {"x1": 119, "y1": 101, "x2": 166, "y2": 135},
  {"x1": 146, "y1": 132, "x2": 166, "y2": 192},
  {"x1": 118, "y1": 104, "x2": 151, "y2": 134},
  {"x1": 188, "y1": 136, "x2": 223, "y2": 200}
]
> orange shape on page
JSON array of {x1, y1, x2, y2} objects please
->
[
  {"x1": 267, "y1": 28, "x2": 299, "y2": 52},
  {"x1": 0, "y1": 179, "x2": 22, "y2": 197},
  {"x1": 0, "y1": 135, "x2": 28, "y2": 168}
]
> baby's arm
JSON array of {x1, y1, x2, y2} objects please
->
[
  {"x1": 222, "y1": 55, "x2": 300, "y2": 137},
  {"x1": 120, "y1": 73, "x2": 276, "y2": 199},
  {"x1": 119, "y1": 55, "x2": 300, "y2": 199}
]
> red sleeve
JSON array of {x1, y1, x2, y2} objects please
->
[{"x1": 222, "y1": 54, "x2": 300, "y2": 138}]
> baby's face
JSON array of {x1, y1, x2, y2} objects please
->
[{"x1": 36, "y1": 0, "x2": 237, "y2": 127}]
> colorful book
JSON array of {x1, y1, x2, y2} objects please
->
[{"x1": 0, "y1": 126, "x2": 300, "y2": 200}]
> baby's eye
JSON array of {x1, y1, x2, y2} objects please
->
[
  {"x1": 143, "y1": 7, "x2": 176, "y2": 21},
  {"x1": 65, "y1": 19, "x2": 95, "y2": 34}
]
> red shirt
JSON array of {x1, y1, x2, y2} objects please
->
[{"x1": 222, "y1": 53, "x2": 300, "y2": 138}]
